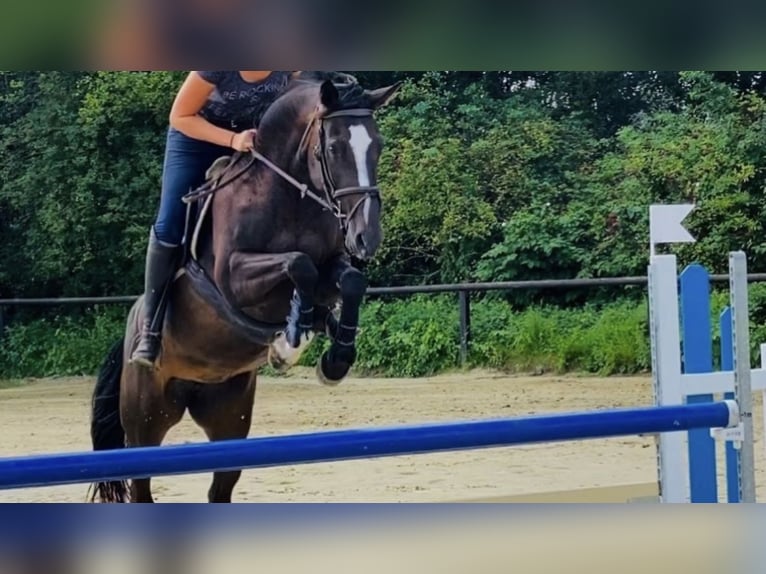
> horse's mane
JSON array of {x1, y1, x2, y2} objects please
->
[
  {"x1": 257, "y1": 72, "x2": 370, "y2": 137},
  {"x1": 253, "y1": 71, "x2": 372, "y2": 168},
  {"x1": 292, "y1": 71, "x2": 373, "y2": 108}
]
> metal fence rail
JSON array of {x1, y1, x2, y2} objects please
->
[
  {"x1": 4, "y1": 273, "x2": 766, "y2": 305},
  {"x1": 3, "y1": 273, "x2": 766, "y2": 363}
]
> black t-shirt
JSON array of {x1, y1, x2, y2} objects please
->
[{"x1": 197, "y1": 71, "x2": 293, "y2": 130}]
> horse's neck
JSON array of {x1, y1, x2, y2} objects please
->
[
  {"x1": 202, "y1": 98, "x2": 321, "y2": 253},
  {"x1": 260, "y1": 106, "x2": 315, "y2": 178},
  {"x1": 254, "y1": 114, "x2": 317, "y2": 199}
]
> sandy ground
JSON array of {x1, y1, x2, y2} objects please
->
[{"x1": 0, "y1": 369, "x2": 762, "y2": 502}]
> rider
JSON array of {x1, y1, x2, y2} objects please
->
[{"x1": 130, "y1": 71, "x2": 295, "y2": 368}]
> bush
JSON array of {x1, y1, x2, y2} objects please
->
[
  {"x1": 469, "y1": 299, "x2": 650, "y2": 375},
  {"x1": 355, "y1": 297, "x2": 460, "y2": 377},
  {"x1": 299, "y1": 296, "x2": 652, "y2": 377},
  {"x1": 0, "y1": 307, "x2": 125, "y2": 378},
  {"x1": 0, "y1": 297, "x2": 656, "y2": 380}
]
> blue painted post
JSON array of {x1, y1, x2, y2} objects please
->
[
  {"x1": 679, "y1": 264, "x2": 718, "y2": 502},
  {"x1": 719, "y1": 307, "x2": 740, "y2": 503}
]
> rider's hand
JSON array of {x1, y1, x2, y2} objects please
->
[{"x1": 230, "y1": 129, "x2": 257, "y2": 152}]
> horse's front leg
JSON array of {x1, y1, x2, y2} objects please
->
[
  {"x1": 228, "y1": 251, "x2": 319, "y2": 348},
  {"x1": 315, "y1": 256, "x2": 367, "y2": 385}
]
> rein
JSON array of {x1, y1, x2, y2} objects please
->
[{"x1": 182, "y1": 107, "x2": 380, "y2": 234}]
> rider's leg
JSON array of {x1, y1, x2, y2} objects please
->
[
  {"x1": 130, "y1": 127, "x2": 230, "y2": 367},
  {"x1": 129, "y1": 227, "x2": 179, "y2": 367}
]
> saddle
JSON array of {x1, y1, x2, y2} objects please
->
[{"x1": 181, "y1": 154, "x2": 233, "y2": 265}]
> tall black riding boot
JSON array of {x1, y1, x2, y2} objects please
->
[{"x1": 129, "y1": 228, "x2": 180, "y2": 368}]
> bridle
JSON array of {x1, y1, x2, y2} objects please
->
[
  {"x1": 314, "y1": 108, "x2": 380, "y2": 233},
  {"x1": 183, "y1": 107, "x2": 381, "y2": 236}
]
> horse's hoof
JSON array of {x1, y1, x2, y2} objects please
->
[
  {"x1": 270, "y1": 331, "x2": 313, "y2": 371},
  {"x1": 285, "y1": 325, "x2": 301, "y2": 349},
  {"x1": 316, "y1": 352, "x2": 350, "y2": 386},
  {"x1": 286, "y1": 317, "x2": 313, "y2": 349},
  {"x1": 285, "y1": 325, "x2": 312, "y2": 349},
  {"x1": 267, "y1": 346, "x2": 289, "y2": 373}
]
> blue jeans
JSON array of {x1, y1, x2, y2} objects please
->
[{"x1": 153, "y1": 127, "x2": 231, "y2": 245}]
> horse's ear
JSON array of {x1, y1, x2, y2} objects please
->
[
  {"x1": 320, "y1": 80, "x2": 340, "y2": 110},
  {"x1": 366, "y1": 81, "x2": 403, "y2": 110}
]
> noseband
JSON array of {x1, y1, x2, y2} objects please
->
[{"x1": 183, "y1": 107, "x2": 380, "y2": 236}]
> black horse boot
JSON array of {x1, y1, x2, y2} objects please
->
[{"x1": 129, "y1": 228, "x2": 180, "y2": 368}]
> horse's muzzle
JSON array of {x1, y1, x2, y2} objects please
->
[{"x1": 348, "y1": 229, "x2": 381, "y2": 261}]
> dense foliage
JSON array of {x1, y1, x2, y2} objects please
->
[{"x1": 3, "y1": 71, "x2": 766, "y2": 378}]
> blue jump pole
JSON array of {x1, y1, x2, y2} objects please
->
[{"x1": 0, "y1": 402, "x2": 737, "y2": 491}]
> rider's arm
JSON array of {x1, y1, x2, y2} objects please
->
[{"x1": 169, "y1": 72, "x2": 242, "y2": 149}]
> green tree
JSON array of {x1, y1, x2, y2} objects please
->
[{"x1": 578, "y1": 71, "x2": 766, "y2": 278}]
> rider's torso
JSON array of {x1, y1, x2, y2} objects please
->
[{"x1": 197, "y1": 71, "x2": 293, "y2": 131}]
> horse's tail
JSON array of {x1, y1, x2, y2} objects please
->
[{"x1": 87, "y1": 336, "x2": 129, "y2": 503}]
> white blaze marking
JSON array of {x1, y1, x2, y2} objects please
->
[
  {"x1": 363, "y1": 195, "x2": 372, "y2": 225},
  {"x1": 348, "y1": 124, "x2": 373, "y2": 223},
  {"x1": 348, "y1": 124, "x2": 372, "y2": 187}
]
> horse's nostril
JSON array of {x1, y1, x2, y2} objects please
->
[
  {"x1": 350, "y1": 230, "x2": 380, "y2": 260},
  {"x1": 353, "y1": 233, "x2": 371, "y2": 259}
]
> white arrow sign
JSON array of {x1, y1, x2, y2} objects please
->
[{"x1": 649, "y1": 204, "x2": 696, "y2": 256}]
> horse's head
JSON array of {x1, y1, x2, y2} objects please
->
[{"x1": 304, "y1": 76, "x2": 401, "y2": 261}]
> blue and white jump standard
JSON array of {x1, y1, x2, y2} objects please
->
[{"x1": 649, "y1": 203, "x2": 757, "y2": 502}]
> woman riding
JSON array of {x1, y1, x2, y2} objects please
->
[{"x1": 130, "y1": 70, "x2": 296, "y2": 368}]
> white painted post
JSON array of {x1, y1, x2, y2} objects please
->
[
  {"x1": 730, "y1": 251, "x2": 756, "y2": 502},
  {"x1": 761, "y1": 342, "x2": 766, "y2": 461},
  {"x1": 647, "y1": 203, "x2": 699, "y2": 503},
  {"x1": 648, "y1": 254, "x2": 689, "y2": 502}
]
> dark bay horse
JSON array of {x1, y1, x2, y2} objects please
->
[{"x1": 89, "y1": 73, "x2": 401, "y2": 502}]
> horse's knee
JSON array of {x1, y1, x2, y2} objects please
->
[
  {"x1": 285, "y1": 253, "x2": 319, "y2": 291},
  {"x1": 339, "y1": 268, "x2": 367, "y2": 302}
]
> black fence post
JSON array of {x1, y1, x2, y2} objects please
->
[{"x1": 459, "y1": 291, "x2": 471, "y2": 366}]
